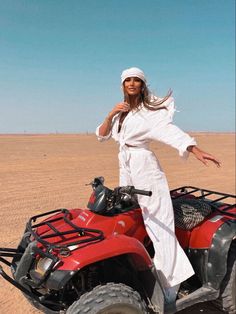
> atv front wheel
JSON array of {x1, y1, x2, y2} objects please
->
[
  {"x1": 66, "y1": 282, "x2": 148, "y2": 314},
  {"x1": 213, "y1": 241, "x2": 236, "y2": 314}
]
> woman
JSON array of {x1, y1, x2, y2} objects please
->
[{"x1": 96, "y1": 67, "x2": 220, "y2": 303}]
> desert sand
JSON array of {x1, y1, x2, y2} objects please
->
[{"x1": 0, "y1": 133, "x2": 235, "y2": 314}]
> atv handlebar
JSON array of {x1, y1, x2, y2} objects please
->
[
  {"x1": 118, "y1": 186, "x2": 152, "y2": 197},
  {"x1": 87, "y1": 179, "x2": 152, "y2": 214},
  {"x1": 131, "y1": 188, "x2": 152, "y2": 196},
  {"x1": 88, "y1": 178, "x2": 152, "y2": 197}
]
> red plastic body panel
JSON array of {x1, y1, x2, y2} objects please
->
[
  {"x1": 37, "y1": 208, "x2": 146, "y2": 242},
  {"x1": 58, "y1": 234, "x2": 152, "y2": 271},
  {"x1": 175, "y1": 228, "x2": 191, "y2": 248},
  {"x1": 175, "y1": 206, "x2": 236, "y2": 249},
  {"x1": 189, "y1": 209, "x2": 235, "y2": 249},
  {"x1": 35, "y1": 207, "x2": 152, "y2": 271}
]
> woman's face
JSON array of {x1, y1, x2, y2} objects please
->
[{"x1": 123, "y1": 77, "x2": 143, "y2": 97}]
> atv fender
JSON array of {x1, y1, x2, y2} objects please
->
[
  {"x1": 46, "y1": 236, "x2": 164, "y2": 313},
  {"x1": 46, "y1": 235, "x2": 153, "y2": 290},
  {"x1": 59, "y1": 234, "x2": 153, "y2": 272},
  {"x1": 207, "y1": 220, "x2": 236, "y2": 289},
  {"x1": 2, "y1": 234, "x2": 152, "y2": 293},
  {"x1": 189, "y1": 220, "x2": 236, "y2": 290},
  {"x1": 48, "y1": 235, "x2": 164, "y2": 312}
]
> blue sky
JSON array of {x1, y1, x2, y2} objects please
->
[{"x1": 0, "y1": 0, "x2": 235, "y2": 133}]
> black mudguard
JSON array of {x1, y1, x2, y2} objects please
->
[
  {"x1": 207, "y1": 219, "x2": 236, "y2": 289},
  {"x1": 188, "y1": 220, "x2": 236, "y2": 290}
]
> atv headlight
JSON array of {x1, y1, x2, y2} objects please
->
[{"x1": 35, "y1": 257, "x2": 53, "y2": 276}]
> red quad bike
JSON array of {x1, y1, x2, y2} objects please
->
[{"x1": 0, "y1": 177, "x2": 235, "y2": 314}]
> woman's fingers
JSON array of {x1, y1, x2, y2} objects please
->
[
  {"x1": 204, "y1": 155, "x2": 221, "y2": 167},
  {"x1": 190, "y1": 147, "x2": 221, "y2": 168},
  {"x1": 119, "y1": 102, "x2": 130, "y2": 111},
  {"x1": 197, "y1": 153, "x2": 221, "y2": 167},
  {"x1": 203, "y1": 154, "x2": 221, "y2": 166},
  {"x1": 197, "y1": 154, "x2": 209, "y2": 166},
  {"x1": 113, "y1": 102, "x2": 130, "y2": 113}
]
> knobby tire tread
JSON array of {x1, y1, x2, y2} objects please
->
[{"x1": 66, "y1": 282, "x2": 148, "y2": 314}]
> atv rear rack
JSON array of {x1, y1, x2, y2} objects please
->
[
  {"x1": 27, "y1": 208, "x2": 104, "y2": 250},
  {"x1": 171, "y1": 186, "x2": 236, "y2": 218}
]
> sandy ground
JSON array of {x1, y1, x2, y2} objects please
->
[{"x1": 0, "y1": 133, "x2": 235, "y2": 314}]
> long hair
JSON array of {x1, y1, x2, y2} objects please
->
[{"x1": 123, "y1": 81, "x2": 172, "y2": 111}]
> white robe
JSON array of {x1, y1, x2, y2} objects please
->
[{"x1": 96, "y1": 97, "x2": 196, "y2": 287}]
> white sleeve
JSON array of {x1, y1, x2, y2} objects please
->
[
  {"x1": 95, "y1": 113, "x2": 120, "y2": 142},
  {"x1": 149, "y1": 99, "x2": 197, "y2": 159},
  {"x1": 95, "y1": 124, "x2": 112, "y2": 142}
]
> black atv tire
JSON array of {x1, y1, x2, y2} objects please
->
[
  {"x1": 213, "y1": 241, "x2": 236, "y2": 314},
  {"x1": 66, "y1": 282, "x2": 148, "y2": 314}
]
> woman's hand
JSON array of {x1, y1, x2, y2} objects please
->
[
  {"x1": 187, "y1": 146, "x2": 221, "y2": 167},
  {"x1": 107, "y1": 102, "x2": 130, "y2": 120},
  {"x1": 98, "y1": 102, "x2": 130, "y2": 137}
]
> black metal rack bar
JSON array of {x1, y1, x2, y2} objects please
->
[
  {"x1": 26, "y1": 208, "x2": 104, "y2": 251},
  {"x1": 210, "y1": 196, "x2": 230, "y2": 203},
  {"x1": 198, "y1": 191, "x2": 213, "y2": 198},
  {"x1": 45, "y1": 222, "x2": 67, "y2": 241},
  {"x1": 171, "y1": 186, "x2": 235, "y2": 200},
  {"x1": 170, "y1": 186, "x2": 236, "y2": 217},
  {"x1": 0, "y1": 248, "x2": 23, "y2": 266}
]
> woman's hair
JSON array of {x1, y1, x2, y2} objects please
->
[{"x1": 123, "y1": 81, "x2": 172, "y2": 111}]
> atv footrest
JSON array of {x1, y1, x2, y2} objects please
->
[{"x1": 165, "y1": 286, "x2": 219, "y2": 314}]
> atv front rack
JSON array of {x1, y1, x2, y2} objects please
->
[
  {"x1": 0, "y1": 208, "x2": 105, "y2": 311},
  {"x1": 171, "y1": 186, "x2": 236, "y2": 218},
  {"x1": 0, "y1": 208, "x2": 104, "y2": 267},
  {"x1": 27, "y1": 208, "x2": 104, "y2": 250}
]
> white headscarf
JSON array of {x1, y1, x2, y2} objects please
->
[{"x1": 121, "y1": 67, "x2": 147, "y2": 84}]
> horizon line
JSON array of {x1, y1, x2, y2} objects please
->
[{"x1": 0, "y1": 131, "x2": 235, "y2": 136}]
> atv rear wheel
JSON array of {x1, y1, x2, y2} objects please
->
[
  {"x1": 213, "y1": 241, "x2": 236, "y2": 314},
  {"x1": 66, "y1": 282, "x2": 148, "y2": 314}
]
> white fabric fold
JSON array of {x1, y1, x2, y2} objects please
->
[{"x1": 95, "y1": 124, "x2": 112, "y2": 142}]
